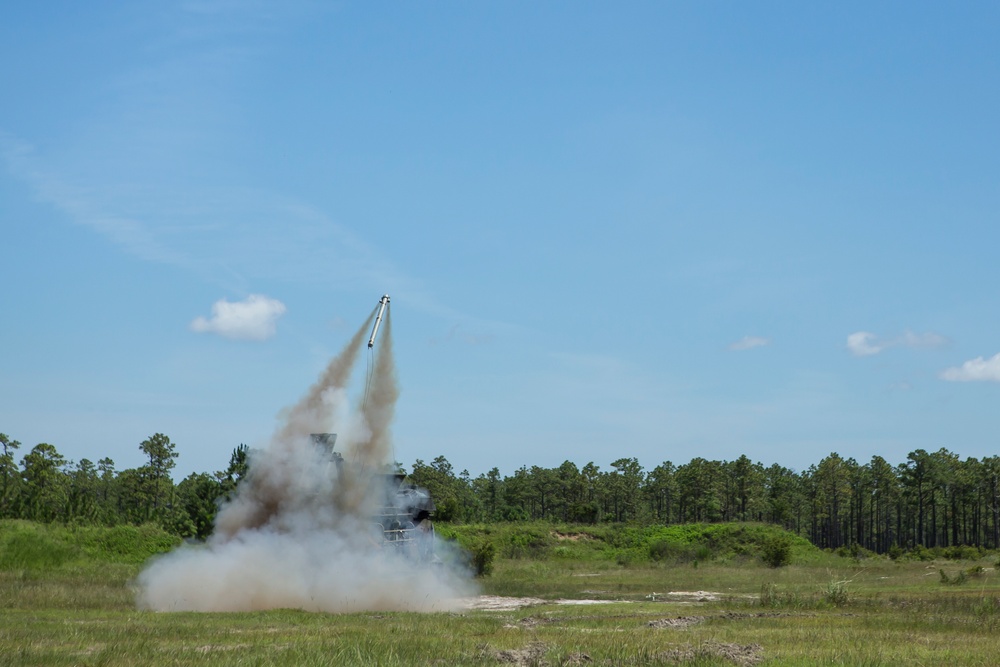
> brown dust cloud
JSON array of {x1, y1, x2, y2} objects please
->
[{"x1": 137, "y1": 305, "x2": 477, "y2": 612}]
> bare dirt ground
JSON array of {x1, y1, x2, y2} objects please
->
[
  {"x1": 464, "y1": 591, "x2": 726, "y2": 611},
  {"x1": 465, "y1": 596, "x2": 622, "y2": 611}
]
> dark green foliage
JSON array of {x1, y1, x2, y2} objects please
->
[
  {"x1": 503, "y1": 525, "x2": 552, "y2": 559},
  {"x1": 943, "y1": 545, "x2": 984, "y2": 560},
  {"x1": 433, "y1": 496, "x2": 461, "y2": 522},
  {"x1": 175, "y1": 472, "x2": 223, "y2": 539},
  {"x1": 836, "y1": 542, "x2": 874, "y2": 561},
  {"x1": 0, "y1": 433, "x2": 22, "y2": 519},
  {"x1": 648, "y1": 539, "x2": 696, "y2": 563},
  {"x1": 217, "y1": 444, "x2": 249, "y2": 501},
  {"x1": 5, "y1": 425, "x2": 1000, "y2": 560},
  {"x1": 566, "y1": 500, "x2": 600, "y2": 524},
  {"x1": 20, "y1": 443, "x2": 69, "y2": 522},
  {"x1": 761, "y1": 535, "x2": 793, "y2": 567},
  {"x1": 452, "y1": 447, "x2": 1000, "y2": 558},
  {"x1": 620, "y1": 522, "x2": 813, "y2": 564},
  {"x1": 468, "y1": 537, "x2": 495, "y2": 577},
  {"x1": 137, "y1": 433, "x2": 178, "y2": 520},
  {"x1": 940, "y1": 568, "x2": 968, "y2": 585},
  {"x1": 408, "y1": 456, "x2": 479, "y2": 522},
  {"x1": 443, "y1": 521, "x2": 816, "y2": 566}
]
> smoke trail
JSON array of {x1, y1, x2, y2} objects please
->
[
  {"x1": 276, "y1": 306, "x2": 375, "y2": 443},
  {"x1": 335, "y1": 308, "x2": 399, "y2": 514},
  {"x1": 137, "y1": 304, "x2": 476, "y2": 612},
  {"x1": 360, "y1": 306, "x2": 397, "y2": 465},
  {"x1": 211, "y1": 312, "x2": 373, "y2": 540}
]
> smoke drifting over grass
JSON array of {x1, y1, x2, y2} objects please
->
[{"x1": 138, "y1": 305, "x2": 476, "y2": 612}]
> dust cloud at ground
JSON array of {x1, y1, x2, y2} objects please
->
[{"x1": 137, "y1": 304, "x2": 477, "y2": 612}]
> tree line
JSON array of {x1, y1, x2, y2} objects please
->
[
  {"x1": 0, "y1": 432, "x2": 245, "y2": 540},
  {"x1": 3, "y1": 431, "x2": 999, "y2": 554},
  {"x1": 411, "y1": 450, "x2": 1000, "y2": 554}
]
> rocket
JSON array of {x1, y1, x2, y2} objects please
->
[{"x1": 368, "y1": 294, "x2": 390, "y2": 348}]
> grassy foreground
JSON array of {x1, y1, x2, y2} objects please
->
[{"x1": 3, "y1": 520, "x2": 1000, "y2": 665}]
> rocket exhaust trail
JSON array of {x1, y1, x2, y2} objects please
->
[
  {"x1": 276, "y1": 306, "x2": 376, "y2": 444},
  {"x1": 210, "y1": 309, "x2": 377, "y2": 539},
  {"x1": 335, "y1": 303, "x2": 398, "y2": 513},
  {"x1": 136, "y1": 297, "x2": 476, "y2": 613},
  {"x1": 360, "y1": 307, "x2": 398, "y2": 461}
]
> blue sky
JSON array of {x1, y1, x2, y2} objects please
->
[{"x1": 2, "y1": 2, "x2": 998, "y2": 480}]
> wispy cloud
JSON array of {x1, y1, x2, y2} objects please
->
[
  {"x1": 1, "y1": 138, "x2": 186, "y2": 266},
  {"x1": 3, "y1": 135, "x2": 402, "y2": 292},
  {"x1": 2, "y1": 135, "x2": 509, "y2": 339},
  {"x1": 899, "y1": 331, "x2": 949, "y2": 349},
  {"x1": 940, "y1": 353, "x2": 1000, "y2": 382},
  {"x1": 847, "y1": 330, "x2": 947, "y2": 357},
  {"x1": 729, "y1": 336, "x2": 769, "y2": 351},
  {"x1": 191, "y1": 294, "x2": 286, "y2": 341}
]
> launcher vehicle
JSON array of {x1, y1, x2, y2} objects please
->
[{"x1": 311, "y1": 433, "x2": 437, "y2": 561}]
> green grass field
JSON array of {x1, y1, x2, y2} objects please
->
[{"x1": 3, "y1": 520, "x2": 1000, "y2": 666}]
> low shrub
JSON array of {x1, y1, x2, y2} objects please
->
[
  {"x1": 940, "y1": 568, "x2": 968, "y2": 585},
  {"x1": 943, "y1": 545, "x2": 983, "y2": 561},
  {"x1": 505, "y1": 528, "x2": 550, "y2": 559},
  {"x1": 648, "y1": 539, "x2": 695, "y2": 563},
  {"x1": 824, "y1": 579, "x2": 850, "y2": 606},
  {"x1": 835, "y1": 543, "x2": 873, "y2": 561},
  {"x1": 761, "y1": 535, "x2": 792, "y2": 568},
  {"x1": 469, "y1": 537, "x2": 495, "y2": 577}
]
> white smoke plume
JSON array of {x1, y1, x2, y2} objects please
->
[{"x1": 138, "y1": 305, "x2": 477, "y2": 612}]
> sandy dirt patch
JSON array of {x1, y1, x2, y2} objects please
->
[
  {"x1": 465, "y1": 596, "x2": 623, "y2": 611},
  {"x1": 661, "y1": 590, "x2": 721, "y2": 601},
  {"x1": 647, "y1": 615, "x2": 706, "y2": 629},
  {"x1": 464, "y1": 592, "x2": 731, "y2": 611}
]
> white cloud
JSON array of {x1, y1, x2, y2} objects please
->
[
  {"x1": 847, "y1": 332, "x2": 883, "y2": 356},
  {"x1": 847, "y1": 330, "x2": 947, "y2": 357},
  {"x1": 729, "y1": 336, "x2": 769, "y2": 351},
  {"x1": 191, "y1": 294, "x2": 286, "y2": 341},
  {"x1": 940, "y1": 353, "x2": 1000, "y2": 382}
]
